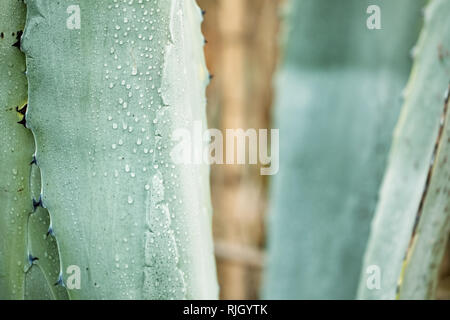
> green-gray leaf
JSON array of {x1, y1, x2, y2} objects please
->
[
  {"x1": 0, "y1": 0, "x2": 32, "y2": 300},
  {"x1": 22, "y1": 0, "x2": 217, "y2": 299},
  {"x1": 263, "y1": 0, "x2": 425, "y2": 299},
  {"x1": 358, "y1": 0, "x2": 450, "y2": 300}
]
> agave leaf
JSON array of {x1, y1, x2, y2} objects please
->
[
  {"x1": 24, "y1": 189, "x2": 69, "y2": 300},
  {"x1": 26, "y1": 209, "x2": 69, "y2": 299},
  {"x1": 0, "y1": 0, "x2": 67, "y2": 300},
  {"x1": 21, "y1": 164, "x2": 69, "y2": 299},
  {"x1": 399, "y1": 92, "x2": 450, "y2": 299},
  {"x1": 0, "y1": 0, "x2": 32, "y2": 299},
  {"x1": 24, "y1": 265, "x2": 54, "y2": 300},
  {"x1": 26, "y1": 164, "x2": 69, "y2": 299},
  {"x1": 263, "y1": 0, "x2": 425, "y2": 299},
  {"x1": 358, "y1": 0, "x2": 450, "y2": 300},
  {"x1": 22, "y1": 0, "x2": 217, "y2": 299}
]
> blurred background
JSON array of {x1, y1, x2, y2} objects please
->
[
  {"x1": 198, "y1": 0, "x2": 282, "y2": 299},
  {"x1": 197, "y1": 0, "x2": 450, "y2": 300}
]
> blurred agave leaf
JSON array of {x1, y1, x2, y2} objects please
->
[
  {"x1": 264, "y1": 0, "x2": 425, "y2": 299},
  {"x1": 22, "y1": 0, "x2": 217, "y2": 299},
  {"x1": 359, "y1": 0, "x2": 450, "y2": 300}
]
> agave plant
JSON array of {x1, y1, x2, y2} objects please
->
[
  {"x1": 2, "y1": 0, "x2": 449, "y2": 302},
  {"x1": 1, "y1": 0, "x2": 218, "y2": 300},
  {"x1": 263, "y1": 0, "x2": 426, "y2": 299},
  {"x1": 264, "y1": 0, "x2": 450, "y2": 300},
  {"x1": 358, "y1": 0, "x2": 450, "y2": 300}
]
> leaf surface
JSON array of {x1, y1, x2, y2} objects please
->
[
  {"x1": 358, "y1": 0, "x2": 450, "y2": 299},
  {"x1": 23, "y1": 0, "x2": 217, "y2": 299},
  {"x1": 264, "y1": 0, "x2": 425, "y2": 299}
]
